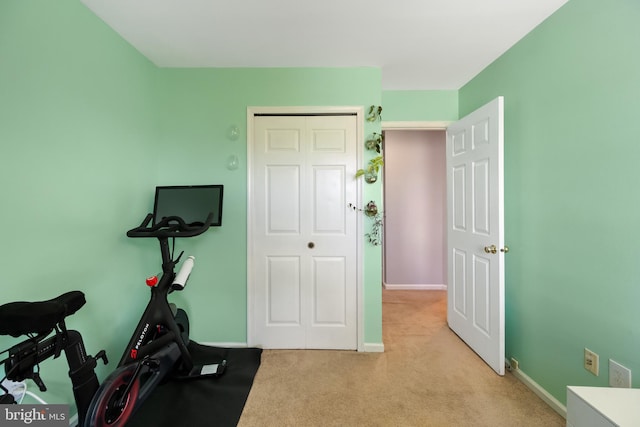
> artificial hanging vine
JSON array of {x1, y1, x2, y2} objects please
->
[
  {"x1": 355, "y1": 156, "x2": 384, "y2": 182},
  {"x1": 352, "y1": 106, "x2": 384, "y2": 243},
  {"x1": 348, "y1": 201, "x2": 383, "y2": 246},
  {"x1": 366, "y1": 105, "x2": 383, "y2": 122},
  {"x1": 365, "y1": 132, "x2": 383, "y2": 153},
  {"x1": 356, "y1": 131, "x2": 384, "y2": 182}
]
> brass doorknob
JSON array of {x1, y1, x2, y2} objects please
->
[
  {"x1": 484, "y1": 244, "x2": 509, "y2": 254},
  {"x1": 308, "y1": 242, "x2": 315, "y2": 249},
  {"x1": 484, "y1": 245, "x2": 497, "y2": 254}
]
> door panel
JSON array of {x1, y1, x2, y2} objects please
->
[
  {"x1": 313, "y1": 257, "x2": 346, "y2": 324},
  {"x1": 267, "y1": 166, "x2": 300, "y2": 233},
  {"x1": 452, "y1": 249, "x2": 467, "y2": 316},
  {"x1": 267, "y1": 256, "x2": 301, "y2": 324},
  {"x1": 473, "y1": 255, "x2": 490, "y2": 335},
  {"x1": 312, "y1": 166, "x2": 346, "y2": 233},
  {"x1": 473, "y1": 160, "x2": 490, "y2": 234},
  {"x1": 447, "y1": 97, "x2": 505, "y2": 375},
  {"x1": 452, "y1": 165, "x2": 467, "y2": 230}
]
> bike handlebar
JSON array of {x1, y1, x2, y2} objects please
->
[{"x1": 126, "y1": 212, "x2": 214, "y2": 239}]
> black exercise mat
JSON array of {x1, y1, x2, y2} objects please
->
[{"x1": 126, "y1": 342, "x2": 262, "y2": 427}]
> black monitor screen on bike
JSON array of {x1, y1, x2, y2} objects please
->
[{"x1": 153, "y1": 185, "x2": 223, "y2": 228}]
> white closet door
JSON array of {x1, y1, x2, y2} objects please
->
[{"x1": 252, "y1": 115, "x2": 358, "y2": 349}]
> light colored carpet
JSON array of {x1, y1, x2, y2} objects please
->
[{"x1": 238, "y1": 289, "x2": 565, "y2": 426}]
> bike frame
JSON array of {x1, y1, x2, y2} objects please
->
[
  {"x1": 118, "y1": 236, "x2": 193, "y2": 371},
  {"x1": 1, "y1": 212, "x2": 215, "y2": 427},
  {"x1": 1, "y1": 327, "x2": 104, "y2": 423}
]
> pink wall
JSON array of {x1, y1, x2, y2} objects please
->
[{"x1": 383, "y1": 130, "x2": 446, "y2": 288}]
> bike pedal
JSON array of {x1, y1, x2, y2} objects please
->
[{"x1": 198, "y1": 360, "x2": 227, "y2": 377}]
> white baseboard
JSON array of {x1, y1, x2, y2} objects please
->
[
  {"x1": 383, "y1": 283, "x2": 447, "y2": 291},
  {"x1": 512, "y1": 368, "x2": 567, "y2": 419},
  {"x1": 204, "y1": 342, "x2": 385, "y2": 352},
  {"x1": 362, "y1": 343, "x2": 385, "y2": 352},
  {"x1": 199, "y1": 342, "x2": 249, "y2": 348}
]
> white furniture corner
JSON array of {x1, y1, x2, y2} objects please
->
[{"x1": 566, "y1": 386, "x2": 640, "y2": 427}]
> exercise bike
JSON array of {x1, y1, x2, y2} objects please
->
[{"x1": 0, "y1": 212, "x2": 226, "y2": 426}]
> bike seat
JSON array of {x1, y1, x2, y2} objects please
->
[{"x1": 0, "y1": 291, "x2": 86, "y2": 337}]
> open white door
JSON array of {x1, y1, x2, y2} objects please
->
[{"x1": 446, "y1": 97, "x2": 505, "y2": 375}]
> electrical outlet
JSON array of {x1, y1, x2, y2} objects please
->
[
  {"x1": 584, "y1": 348, "x2": 599, "y2": 376},
  {"x1": 609, "y1": 359, "x2": 632, "y2": 388},
  {"x1": 510, "y1": 357, "x2": 519, "y2": 371}
]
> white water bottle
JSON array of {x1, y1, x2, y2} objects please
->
[{"x1": 173, "y1": 256, "x2": 195, "y2": 290}]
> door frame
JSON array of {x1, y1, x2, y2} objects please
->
[
  {"x1": 381, "y1": 121, "x2": 453, "y2": 290},
  {"x1": 247, "y1": 106, "x2": 365, "y2": 351},
  {"x1": 384, "y1": 116, "x2": 506, "y2": 375}
]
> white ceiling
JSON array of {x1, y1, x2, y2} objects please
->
[{"x1": 80, "y1": 0, "x2": 568, "y2": 90}]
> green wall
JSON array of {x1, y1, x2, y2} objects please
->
[
  {"x1": 382, "y1": 90, "x2": 458, "y2": 122},
  {"x1": 1, "y1": 0, "x2": 160, "y2": 406},
  {"x1": 1, "y1": 0, "x2": 384, "y2": 413},
  {"x1": 153, "y1": 67, "x2": 384, "y2": 344},
  {"x1": 460, "y1": 0, "x2": 640, "y2": 404}
]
